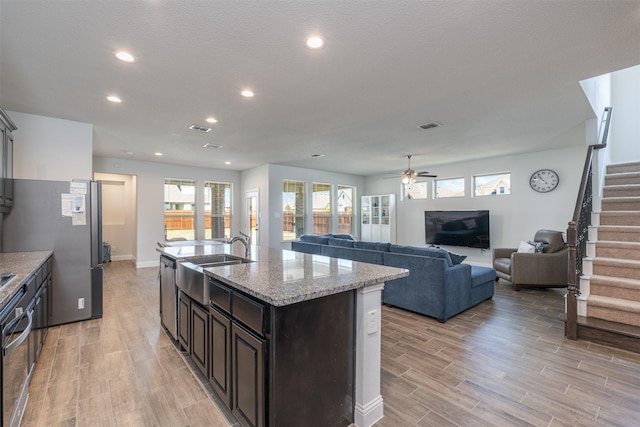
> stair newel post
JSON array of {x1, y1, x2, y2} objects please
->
[{"x1": 566, "y1": 221, "x2": 578, "y2": 340}]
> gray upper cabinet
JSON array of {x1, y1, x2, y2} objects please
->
[{"x1": 0, "y1": 107, "x2": 17, "y2": 212}]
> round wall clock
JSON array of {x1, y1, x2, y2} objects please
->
[{"x1": 529, "y1": 169, "x2": 559, "y2": 193}]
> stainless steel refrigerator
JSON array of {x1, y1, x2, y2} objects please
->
[{"x1": 1, "y1": 179, "x2": 103, "y2": 325}]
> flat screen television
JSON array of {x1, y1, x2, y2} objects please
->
[{"x1": 424, "y1": 210, "x2": 490, "y2": 249}]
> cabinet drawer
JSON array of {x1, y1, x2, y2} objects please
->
[
  {"x1": 209, "y1": 279, "x2": 231, "y2": 314},
  {"x1": 233, "y1": 292, "x2": 266, "y2": 336}
]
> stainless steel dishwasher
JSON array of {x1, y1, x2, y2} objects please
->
[{"x1": 159, "y1": 256, "x2": 177, "y2": 340}]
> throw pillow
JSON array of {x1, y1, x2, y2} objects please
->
[
  {"x1": 300, "y1": 234, "x2": 330, "y2": 245},
  {"x1": 527, "y1": 240, "x2": 544, "y2": 253},
  {"x1": 517, "y1": 241, "x2": 535, "y2": 253},
  {"x1": 328, "y1": 238, "x2": 355, "y2": 248},
  {"x1": 447, "y1": 251, "x2": 467, "y2": 265},
  {"x1": 330, "y1": 234, "x2": 355, "y2": 240},
  {"x1": 354, "y1": 241, "x2": 391, "y2": 252}
]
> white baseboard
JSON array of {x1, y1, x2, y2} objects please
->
[{"x1": 136, "y1": 260, "x2": 160, "y2": 269}]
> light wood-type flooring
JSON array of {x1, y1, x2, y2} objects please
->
[{"x1": 22, "y1": 261, "x2": 640, "y2": 426}]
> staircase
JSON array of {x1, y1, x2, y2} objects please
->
[{"x1": 579, "y1": 162, "x2": 640, "y2": 349}]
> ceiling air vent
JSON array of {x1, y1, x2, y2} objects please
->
[
  {"x1": 417, "y1": 121, "x2": 442, "y2": 130},
  {"x1": 203, "y1": 143, "x2": 222, "y2": 149},
  {"x1": 189, "y1": 124, "x2": 212, "y2": 133}
]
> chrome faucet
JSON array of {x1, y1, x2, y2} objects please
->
[{"x1": 227, "y1": 232, "x2": 251, "y2": 257}]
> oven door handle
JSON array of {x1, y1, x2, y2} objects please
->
[{"x1": 3, "y1": 310, "x2": 33, "y2": 356}]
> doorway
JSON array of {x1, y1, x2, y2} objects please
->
[{"x1": 245, "y1": 190, "x2": 259, "y2": 246}]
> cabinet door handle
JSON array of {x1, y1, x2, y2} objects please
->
[{"x1": 3, "y1": 310, "x2": 33, "y2": 356}]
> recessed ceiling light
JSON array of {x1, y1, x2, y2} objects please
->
[
  {"x1": 305, "y1": 36, "x2": 324, "y2": 49},
  {"x1": 225, "y1": 161, "x2": 231, "y2": 165},
  {"x1": 241, "y1": 89, "x2": 255, "y2": 98},
  {"x1": 115, "y1": 51, "x2": 135, "y2": 63},
  {"x1": 311, "y1": 154, "x2": 324, "y2": 158},
  {"x1": 123, "y1": 150, "x2": 133, "y2": 156},
  {"x1": 154, "y1": 152, "x2": 163, "y2": 156},
  {"x1": 106, "y1": 95, "x2": 122, "y2": 103},
  {"x1": 205, "y1": 117, "x2": 218, "y2": 124}
]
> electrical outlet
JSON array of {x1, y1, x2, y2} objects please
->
[
  {"x1": 78, "y1": 298, "x2": 85, "y2": 309},
  {"x1": 367, "y1": 310, "x2": 378, "y2": 335}
]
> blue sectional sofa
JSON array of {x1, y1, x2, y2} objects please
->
[{"x1": 291, "y1": 234, "x2": 496, "y2": 322}]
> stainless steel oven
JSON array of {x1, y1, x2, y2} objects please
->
[{"x1": 1, "y1": 290, "x2": 32, "y2": 427}]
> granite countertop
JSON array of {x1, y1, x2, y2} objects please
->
[
  {"x1": 0, "y1": 251, "x2": 53, "y2": 309},
  {"x1": 158, "y1": 244, "x2": 408, "y2": 306}
]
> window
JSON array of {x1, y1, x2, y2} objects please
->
[
  {"x1": 204, "y1": 182, "x2": 232, "y2": 239},
  {"x1": 403, "y1": 182, "x2": 428, "y2": 200},
  {"x1": 164, "y1": 178, "x2": 196, "y2": 240},
  {"x1": 474, "y1": 173, "x2": 511, "y2": 196},
  {"x1": 312, "y1": 183, "x2": 331, "y2": 235},
  {"x1": 435, "y1": 178, "x2": 465, "y2": 198},
  {"x1": 337, "y1": 185, "x2": 355, "y2": 235},
  {"x1": 283, "y1": 180, "x2": 305, "y2": 240}
]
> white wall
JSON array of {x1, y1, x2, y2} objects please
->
[
  {"x1": 94, "y1": 172, "x2": 136, "y2": 261},
  {"x1": 9, "y1": 111, "x2": 93, "y2": 180},
  {"x1": 365, "y1": 129, "x2": 587, "y2": 266},
  {"x1": 610, "y1": 65, "x2": 640, "y2": 163},
  {"x1": 93, "y1": 156, "x2": 241, "y2": 267},
  {"x1": 241, "y1": 164, "x2": 270, "y2": 247},
  {"x1": 241, "y1": 164, "x2": 365, "y2": 249}
]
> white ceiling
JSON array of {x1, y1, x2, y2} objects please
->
[{"x1": 1, "y1": 1, "x2": 639, "y2": 177}]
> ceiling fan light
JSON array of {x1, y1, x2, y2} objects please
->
[{"x1": 401, "y1": 175, "x2": 410, "y2": 184}]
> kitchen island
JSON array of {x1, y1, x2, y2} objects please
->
[{"x1": 158, "y1": 243, "x2": 408, "y2": 427}]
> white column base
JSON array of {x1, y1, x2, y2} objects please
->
[
  {"x1": 354, "y1": 395, "x2": 384, "y2": 427},
  {"x1": 354, "y1": 282, "x2": 385, "y2": 427}
]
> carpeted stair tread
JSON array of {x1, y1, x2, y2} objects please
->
[
  {"x1": 599, "y1": 211, "x2": 640, "y2": 226},
  {"x1": 605, "y1": 171, "x2": 640, "y2": 186},
  {"x1": 592, "y1": 257, "x2": 640, "y2": 280},
  {"x1": 607, "y1": 162, "x2": 640, "y2": 175},
  {"x1": 595, "y1": 241, "x2": 640, "y2": 260},
  {"x1": 603, "y1": 184, "x2": 640, "y2": 198},
  {"x1": 590, "y1": 275, "x2": 640, "y2": 300},
  {"x1": 602, "y1": 197, "x2": 640, "y2": 211},
  {"x1": 587, "y1": 295, "x2": 640, "y2": 327},
  {"x1": 596, "y1": 225, "x2": 640, "y2": 242}
]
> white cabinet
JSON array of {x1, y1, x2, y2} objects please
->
[{"x1": 361, "y1": 194, "x2": 396, "y2": 243}]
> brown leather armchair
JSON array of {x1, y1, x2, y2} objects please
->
[{"x1": 493, "y1": 230, "x2": 568, "y2": 291}]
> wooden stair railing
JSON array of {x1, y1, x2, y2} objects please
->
[{"x1": 566, "y1": 106, "x2": 612, "y2": 340}]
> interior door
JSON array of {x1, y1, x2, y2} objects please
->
[{"x1": 245, "y1": 190, "x2": 259, "y2": 246}]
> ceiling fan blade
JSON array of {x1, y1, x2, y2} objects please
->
[{"x1": 416, "y1": 172, "x2": 437, "y2": 178}]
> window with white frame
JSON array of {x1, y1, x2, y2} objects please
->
[
  {"x1": 204, "y1": 182, "x2": 232, "y2": 239},
  {"x1": 435, "y1": 177, "x2": 465, "y2": 198},
  {"x1": 283, "y1": 180, "x2": 305, "y2": 240},
  {"x1": 312, "y1": 183, "x2": 332, "y2": 235},
  {"x1": 403, "y1": 181, "x2": 429, "y2": 200},
  {"x1": 474, "y1": 173, "x2": 511, "y2": 196},
  {"x1": 164, "y1": 178, "x2": 196, "y2": 240}
]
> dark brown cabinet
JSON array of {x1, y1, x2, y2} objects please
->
[
  {"x1": 190, "y1": 301, "x2": 208, "y2": 376},
  {"x1": 178, "y1": 290, "x2": 210, "y2": 378},
  {"x1": 231, "y1": 322, "x2": 265, "y2": 427},
  {"x1": 178, "y1": 291, "x2": 190, "y2": 351},
  {"x1": 209, "y1": 306, "x2": 232, "y2": 408}
]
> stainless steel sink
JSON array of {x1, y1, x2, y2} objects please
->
[{"x1": 176, "y1": 255, "x2": 252, "y2": 305}]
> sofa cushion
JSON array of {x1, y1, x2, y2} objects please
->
[
  {"x1": 328, "y1": 238, "x2": 355, "y2": 248},
  {"x1": 322, "y1": 245, "x2": 384, "y2": 264},
  {"x1": 329, "y1": 234, "x2": 354, "y2": 240},
  {"x1": 389, "y1": 245, "x2": 453, "y2": 267},
  {"x1": 533, "y1": 230, "x2": 565, "y2": 253},
  {"x1": 291, "y1": 241, "x2": 323, "y2": 255},
  {"x1": 527, "y1": 240, "x2": 544, "y2": 253},
  {"x1": 354, "y1": 241, "x2": 391, "y2": 252},
  {"x1": 470, "y1": 266, "x2": 497, "y2": 287},
  {"x1": 300, "y1": 234, "x2": 330, "y2": 245}
]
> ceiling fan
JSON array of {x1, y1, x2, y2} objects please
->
[{"x1": 390, "y1": 155, "x2": 437, "y2": 184}]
